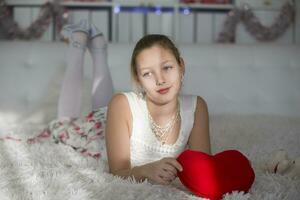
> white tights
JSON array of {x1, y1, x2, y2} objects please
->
[{"x1": 57, "y1": 32, "x2": 114, "y2": 120}]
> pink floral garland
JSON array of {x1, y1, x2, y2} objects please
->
[
  {"x1": 0, "y1": 0, "x2": 295, "y2": 41},
  {"x1": 217, "y1": 2, "x2": 295, "y2": 43},
  {"x1": 0, "y1": 0, "x2": 68, "y2": 40}
]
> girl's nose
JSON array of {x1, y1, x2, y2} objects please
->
[
  {"x1": 155, "y1": 74, "x2": 166, "y2": 86},
  {"x1": 156, "y1": 80, "x2": 166, "y2": 86}
]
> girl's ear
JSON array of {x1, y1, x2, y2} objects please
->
[
  {"x1": 180, "y1": 57, "x2": 185, "y2": 75},
  {"x1": 132, "y1": 76, "x2": 142, "y2": 89},
  {"x1": 135, "y1": 75, "x2": 141, "y2": 85}
]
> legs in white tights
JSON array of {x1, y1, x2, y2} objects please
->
[
  {"x1": 88, "y1": 33, "x2": 114, "y2": 110},
  {"x1": 58, "y1": 31, "x2": 87, "y2": 120},
  {"x1": 57, "y1": 21, "x2": 113, "y2": 120}
]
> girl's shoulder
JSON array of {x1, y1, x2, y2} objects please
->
[
  {"x1": 194, "y1": 96, "x2": 208, "y2": 116},
  {"x1": 180, "y1": 94, "x2": 206, "y2": 103},
  {"x1": 108, "y1": 92, "x2": 137, "y2": 105},
  {"x1": 179, "y1": 95, "x2": 207, "y2": 113},
  {"x1": 108, "y1": 93, "x2": 128, "y2": 107},
  {"x1": 107, "y1": 93, "x2": 131, "y2": 117},
  {"x1": 179, "y1": 94, "x2": 197, "y2": 109},
  {"x1": 107, "y1": 91, "x2": 142, "y2": 117}
]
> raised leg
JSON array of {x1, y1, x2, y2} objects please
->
[
  {"x1": 88, "y1": 23, "x2": 114, "y2": 110},
  {"x1": 57, "y1": 20, "x2": 89, "y2": 120}
]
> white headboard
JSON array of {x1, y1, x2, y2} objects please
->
[{"x1": 0, "y1": 41, "x2": 300, "y2": 126}]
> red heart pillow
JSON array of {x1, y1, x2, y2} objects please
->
[{"x1": 177, "y1": 150, "x2": 255, "y2": 200}]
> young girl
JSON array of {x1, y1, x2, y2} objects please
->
[
  {"x1": 56, "y1": 22, "x2": 210, "y2": 184},
  {"x1": 105, "y1": 34, "x2": 211, "y2": 185}
]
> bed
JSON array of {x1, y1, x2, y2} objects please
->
[{"x1": 0, "y1": 41, "x2": 299, "y2": 199}]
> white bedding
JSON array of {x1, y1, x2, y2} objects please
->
[{"x1": 0, "y1": 114, "x2": 299, "y2": 200}]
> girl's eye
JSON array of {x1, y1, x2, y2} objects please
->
[
  {"x1": 163, "y1": 66, "x2": 173, "y2": 70},
  {"x1": 142, "y1": 72, "x2": 151, "y2": 77}
]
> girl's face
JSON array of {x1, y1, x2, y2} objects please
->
[{"x1": 136, "y1": 45, "x2": 184, "y2": 105}]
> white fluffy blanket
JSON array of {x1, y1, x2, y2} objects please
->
[{"x1": 0, "y1": 115, "x2": 299, "y2": 200}]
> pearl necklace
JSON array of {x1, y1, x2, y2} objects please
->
[{"x1": 147, "y1": 102, "x2": 180, "y2": 144}]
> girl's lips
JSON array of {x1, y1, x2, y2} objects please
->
[{"x1": 157, "y1": 87, "x2": 170, "y2": 94}]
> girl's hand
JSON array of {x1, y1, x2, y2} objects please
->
[{"x1": 142, "y1": 157, "x2": 183, "y2": 185}]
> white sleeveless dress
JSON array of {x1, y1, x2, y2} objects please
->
[{"x1": 122, "y1": 92, "x2": 197, "y2": 167}]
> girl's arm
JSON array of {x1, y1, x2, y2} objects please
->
[
  {"x1": 105, "y1": 94, "x2": 145, "y2": 180},
  {"x1": 188, "y1": 96, "x2": 211, "y2": 154}
]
